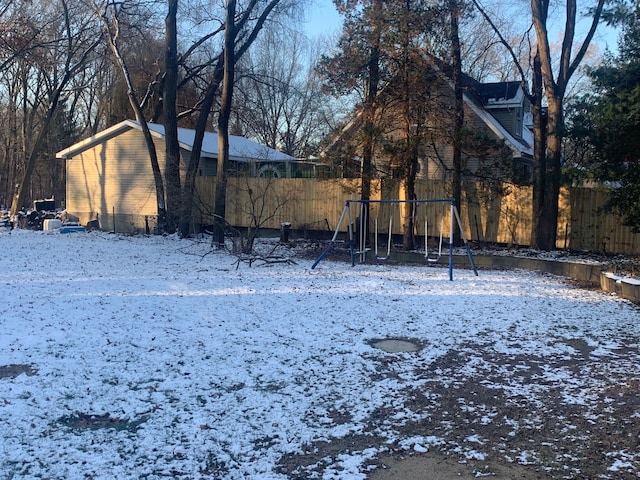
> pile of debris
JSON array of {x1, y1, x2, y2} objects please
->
[{"x1": 9, "y1": 198, "x2": 82, "y2": 231}]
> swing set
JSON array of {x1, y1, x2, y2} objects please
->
[{"x1": 311, "y1": 198, "x2": 478, "y2": 281}]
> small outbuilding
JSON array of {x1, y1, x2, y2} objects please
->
[{"x1": 56, "y1": 120, "x2": 297, "y2": 234}]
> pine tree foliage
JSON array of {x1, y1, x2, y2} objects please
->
[{"x1": 572, "y1": 0, "x2": 640, "y2": 231}]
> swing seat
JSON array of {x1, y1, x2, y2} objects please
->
[
  {"x1": 424, "y1": 216, "x2": 444, "y2": 264},
  {"x1": 374, "y1": 216, "x2": 393, "y2": 261}
]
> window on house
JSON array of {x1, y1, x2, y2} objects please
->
[
  {"x1": 198, "y1": 158, "x2": 217, "y2": 176},
  {"x1": 516, "y1": 108, "x2": 524, "y2": 139},
  {"x1": 513, "y1": 159, "x2": 532, "y2": 184}
]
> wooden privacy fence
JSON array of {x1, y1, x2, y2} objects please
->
[{"x1": 194, "y1": 177, "x2": 640, "y2": 255}]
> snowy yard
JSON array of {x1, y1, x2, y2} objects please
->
[{"x1": 1, "y1": 231, "x2": 639, "y2": 479}]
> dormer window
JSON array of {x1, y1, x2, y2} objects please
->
[
  {"x1": 476, "y1": 81, "x2": 528, "y2": 140},
  {"x1": 516, "y1": 107, "x2": 524, "y2": 140}
]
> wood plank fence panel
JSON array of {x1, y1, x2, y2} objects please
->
[{"x1": 193, "y1": 177, "x2": 640, "y2": 255}]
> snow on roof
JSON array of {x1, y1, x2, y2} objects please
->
[
  {"x1": 56, "y1": 120, "x2": 295, "y2": 162},
  {"x1": 474, "y1": 81, "x2": 524, "y2": 107},
  {"x1": 463, "y1": 92, "x2": 533, "y2": 158},
  {"x1": 144, "y1": 122, "x2": 295, "y2": 162}
]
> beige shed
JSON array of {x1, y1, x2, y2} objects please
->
[{"x1": 56, "y1": 120, "x2": 295, "y2": 234}]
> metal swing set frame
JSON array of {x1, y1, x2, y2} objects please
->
[{"x1": 311, "y1": 198, "x2": 478, "y2": 281}]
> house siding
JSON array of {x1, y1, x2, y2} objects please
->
[
  {"x1": 372, "y1": 100, "x2": 514, "y2": 182},
  {"x1": 342, "y1": 70, "x2": 522, "y2": 183},
  {"x1": 488, "y1": 108, "x2": 521, "y2": 139},
  {"x1": 66, "y1": 129, "x2": 166, "y2": 233}
]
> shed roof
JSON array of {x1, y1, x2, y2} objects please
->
[{"x1": 56, "y1": 119, "x2": 295, "y2": 162}]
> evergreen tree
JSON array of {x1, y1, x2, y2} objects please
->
[
  {"x1": 321, "y1": 0, "x2": 385, "y2": 219},
  {"x1": 573, "y1": 0, "x2": 640, "y2": 231},
  {"x1": 320, "y1": 0, "x2": 448, "y2": 249}
]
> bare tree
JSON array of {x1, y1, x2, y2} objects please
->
[
  {"x1": 470, "y1": 0, "x2": 547, "y2": 250},
  {"x1": 460, "y1": 7, "x2": 529, "y2": 82},
  {"x1": 163, "y1": 0, "x2": 180, "y2": 232},
  {"x1": 177, "y1": 0, "x2": 291, "y2": 240},
  {"x1": 234, "y1": 29, "x2": 329, "y2": 158},
  {"x1": 94, "y1": 0, "x2": 168, "y2": 232},
  {"x1": 472, "y1": 0, "x2": 608, "y2": 250},
  {"x1": 230, "y1": 175, "x2": 296, "y2": 256},
  {"x1": 9, "y1": 0, "x2": 101, "y2": 217},
  {"x1": 531, "y1": 0, "x2": 606, "y2": 249},
  {"x1": 449, "y1": 0, "x2": 464, "y2": 244},
  {"x1": 212, "y1": 0, "x2": 238, "y2": 246}
]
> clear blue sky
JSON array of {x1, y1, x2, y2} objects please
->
[
  {"x1": 304, "y1": 0, "x2": 342, "y2": 38},
  {"x1": 302, "y1": 0, "x2": 619, "y2": 56}
]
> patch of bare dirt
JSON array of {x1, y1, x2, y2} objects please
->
[
  {"x1": 0, "y1": 364, "x2": 37, "y2": 379},
  {"x1": 277, "y1": 336, "x2": 640, "y2": 479},
  {"x1": 278, "y1": 239, "x2": 640, "y2": 478},
  {"x1": 57, "y1": 412, "x2": 149, "y2": 432},
  {"x1": 369, "y1": 451, "x2": 548, "y2": 479}
]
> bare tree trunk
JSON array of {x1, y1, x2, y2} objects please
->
[
  {"x1": 177, "y1": 59, "x2": 224, "y2": 237},
  {"x1": 358, "y1": 0, "x2": 382, "y2": 249},
  {"x1": 163, "y1": 0, "x2": 181, "y2": 233},
  {"x1": 539, "y1": 94, "x2": 563, "y2": 248},
  {"x1": 450, "y1": 0, "x2": 464, "y2": 245},
  {"x1": 401, "y1": 137, "x2": 418, "y2": 250},
  {"x1": 212, "y1": 0, "x2": 237, "y2": 247},
  {"x1": 530, "y1": 51, "x2": 546, "y2": 248},
  {"x1": 531, "y1": 0, "x2": 605, "y2": 249},
  {"x1": 398, "y1": 2, "x2": 417, "y2": 251},
  {"x1": 98, "y1": 5, "x2": 167, "y2": 233},
  {"x1": 361, "y1": 34, "x2": 380, "y2": 204}
]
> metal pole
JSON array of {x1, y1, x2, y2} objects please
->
[
  {"x1": 359, "y1": 201, "x2": 368, "y2": 264},
  {"x1": 449, "y1": 202, "x2": 455, "y2": 281},
  {"x1": 347, "y1": 201, "x2": 355, "y2": 266},
  {"x1": 452, "y1": 204, "x2": 478, "y2": 276},
  {"x1": 311, "y1": 201, "x2": 349, "y2": 269}
]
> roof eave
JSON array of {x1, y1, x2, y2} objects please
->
[
  {"x1": 56, "y1": 119, "x2": 140, "y2": 159},
  {"x1": 463, "y1": 93, "x2": 533, "y2": 158}
]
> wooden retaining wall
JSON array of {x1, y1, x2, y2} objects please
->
[{"x1": 194, "y1": 177, "x2": 640, "y2": 255}]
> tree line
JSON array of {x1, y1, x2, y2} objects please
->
[
  {"x1": 0, "y1": 0, "x2": 635, "y2": 250},
  {"x1": 0, "y1": 0, "x2": 329, "y2": 239},
  {"x1": 322, "y1": 0, "x2": 627, "y2": 250}
]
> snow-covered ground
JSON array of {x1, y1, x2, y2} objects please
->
[{"x1": 1, "y1": 231, "x2": 639, "y2": 479}]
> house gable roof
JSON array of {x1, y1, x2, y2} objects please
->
[
  {"x1": 325, "y1": 62, "x2": 532, "y2": 159},
  {"x1": 56, "y1": 120, "x2": 295, "y2": 162},
  {"x1": 462, "y1": 91, "x2": 533, "y2": 157},
  {"x1": 472, "y1": 81, "x2": 525, "y2": 108},
  {"x1": 419, "y1": 56, "x2": 533, "y2": 157}
]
